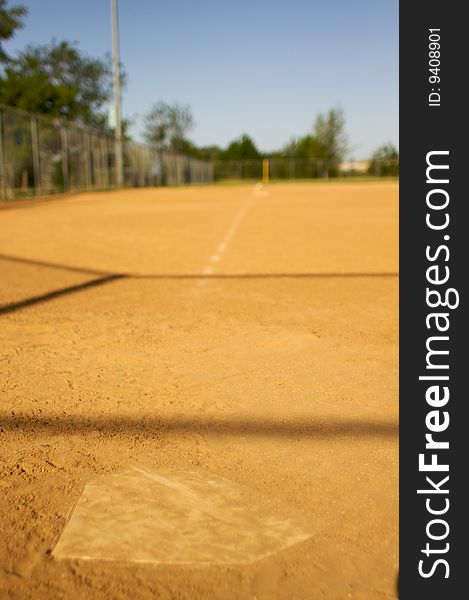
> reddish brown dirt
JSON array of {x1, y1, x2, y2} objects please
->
[{"x1": 0, "y1": 182, "x2": 398, "y2": 599}]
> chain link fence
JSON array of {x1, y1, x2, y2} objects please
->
[
  {"x1": 213, "y1": 158, "x2": 399, "y2": 181},
  {"x1": 0, "y1": 104, "x2": 213, "y2": 200}
]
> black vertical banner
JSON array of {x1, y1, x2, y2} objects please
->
[{"x1": 400, "y1": 2, "x2": 466, "y2": 598}]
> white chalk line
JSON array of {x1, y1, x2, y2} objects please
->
[{"x1": 195, "y1": 185, "x2": 266, "y2": 289}]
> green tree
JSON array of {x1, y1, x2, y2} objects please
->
[
  {"x1": 143, "y1": 101, "x2": 194, "y2": 150},
  {"x1": 281, "y1": 135, "x2": 325, "y2": 159},
  {"x1": 370, "y1": 143, "x2": 398, "y2": 161},
  {"x1": 222, "y1": 134, "x2": 260, "y2": 160},
  {"x1": 368, "y1": 143, "x2": 399, "y2": 176},
  {"x1": 314, "y1": 107, "x2": 348, "y2": 173},
  {"x1": 0, "y1": 40, "x2": 120, "y2": 126},
  {"x1": 0, "y1": 0, "x2": 27, "y2": 62},
  {"x1": 196, "y1": 145, "x2": 223, "y2": 161}
]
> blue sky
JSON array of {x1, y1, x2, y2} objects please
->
[{"x1": 6, "y1": 0, "x2": 398, "y2": 158}]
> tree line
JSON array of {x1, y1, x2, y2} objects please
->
[{"x1": 0, "y1": 1, "x2": 398, "y2": 176}]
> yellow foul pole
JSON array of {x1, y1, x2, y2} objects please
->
[{"x1": 262, "y1": 159, "x2": 269, "y2": 183}]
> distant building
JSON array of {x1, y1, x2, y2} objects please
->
[{"x1": 339, "y1": 160, "x2": 370, "y2": 173}]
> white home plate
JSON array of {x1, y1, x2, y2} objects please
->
[{"x1": 53, "y1": 466, "x2": 311, "y2": 565}]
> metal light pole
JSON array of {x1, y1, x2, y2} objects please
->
[{"x1": 111, "y1": 0, "x2": 124, "y2": 187}]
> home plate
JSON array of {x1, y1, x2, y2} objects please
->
[{"x1": 53, "y1": 466, "x2": 311, "y2": 565}]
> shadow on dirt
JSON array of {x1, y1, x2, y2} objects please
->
[{"x1": 0, "y1": 414, "x2": 398, "y2": 439}]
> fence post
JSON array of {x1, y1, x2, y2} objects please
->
[
  {"x1": 60, "y1": 126, "x2": 70, "y2": 192},
  {"x1": 30, "y1": 116, "x2": 41, "y2": 196},
  {"x1": 84, "y1": 128, "x2": 92, "y2": 191},
  {"x1": 159, "y1": 150, "x2": 165, "y2": 186},
  {"x1": 324, "y1": 161, "x2": 329, "y2": 179},
  {"x1": 0, "y1": 110, "x2": 7, "y2": 200},
  {"x1": 101, "y1": 137, "x2": 109, "y2": 188},
  {"x1": 139, "y1": 147, "x2": 145, "y2": 187}
]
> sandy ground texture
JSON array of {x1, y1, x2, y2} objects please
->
[{"x1": 0, "y1": 182, "x2": 398, "y2": 599}]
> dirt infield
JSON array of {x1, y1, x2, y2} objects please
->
[{"x1": 0, "y1": 182, "x2": 398, "y2": 599}]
